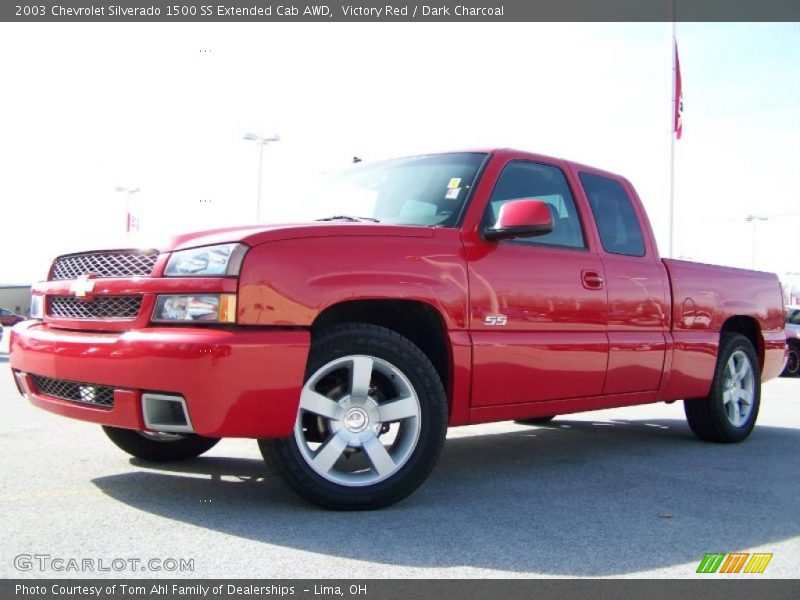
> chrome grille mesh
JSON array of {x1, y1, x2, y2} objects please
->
[
  {"x1": 51, "y1": 250, "x2": 158, "y2": 280},
  {"x1": 31, "y1": 375, "x2": 115, "y2": 408},
  {"x1": 49, "y1": 295, "x2": 142, "y2": 319}
]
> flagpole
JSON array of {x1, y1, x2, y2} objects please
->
[{"x1": 669, "y1": 19, "x2": 676, "y2": 259}]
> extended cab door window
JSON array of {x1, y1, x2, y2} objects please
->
[
  {"x1": 484, "y1": 161, "x2": 585, "y2": 250},
  {"x1": 580, "y1": 172, "x2": 645, "y2": 257}
]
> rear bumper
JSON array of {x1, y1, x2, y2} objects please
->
[{"x1": 9, "y1": 321, "x2": 310, "y2": 438}]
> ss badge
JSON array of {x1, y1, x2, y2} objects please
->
[{"x1": 484, "y1": 314, "x2": 508, "y2": 326}]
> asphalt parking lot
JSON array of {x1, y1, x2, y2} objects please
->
[{"x1": 1, "y1": 332, "x2": 798, "y2": 579}]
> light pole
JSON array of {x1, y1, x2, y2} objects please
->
[
  {"x1": 745, "y1": 214, "x2": 768, "y2": 270},
  {"x1": 242, "y1": 132, "x2": 280, "y2": 221},
  {"x1": 114, "y1": 186, "x2": 140, "y2": 232}
]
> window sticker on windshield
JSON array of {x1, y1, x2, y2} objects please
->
[
  {"x1": 447, "y1": 177, "x2": 462, "y2": 189},
  {"x1": 445, "y1": 187, "x2": 461, "y2": 200}
]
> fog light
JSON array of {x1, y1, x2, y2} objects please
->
[{"x1": 152, "y1": 293, "x2": 237, "y2": 323}]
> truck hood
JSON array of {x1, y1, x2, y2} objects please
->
[
  {"x1": 161, "y1": 221, "x2": 435, "y2": 251},
  {"x1": 51, "y1": 222, "x2": 437, "y2": 257}
]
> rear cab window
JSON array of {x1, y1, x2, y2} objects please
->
[{"x1": 579, "y1": 172, "x2": 646, "y2": 257}]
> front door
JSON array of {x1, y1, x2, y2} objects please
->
[{"x1": 466, "y1": 159, "x2": 609, "y2": 407}]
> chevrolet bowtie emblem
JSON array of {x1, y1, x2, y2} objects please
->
[{"x1": 70, "y1": 275, "x2": 96, "y2": 298}]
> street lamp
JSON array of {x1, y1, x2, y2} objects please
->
[
  {"x1": 114, "y1": 186, "x2": 140, "y2": 232},
  {"x1": 745, "y1": 214, "x2": 768, "y2": 270},
  {"x1": 242, "y1": 132, "x2": 280, "y2": 221}
]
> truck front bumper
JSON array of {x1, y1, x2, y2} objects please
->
[{"x1": 9, "y1": 321, "x2": 310, "y2": 438}]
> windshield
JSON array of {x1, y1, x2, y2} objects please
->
[
  {"x1": 788, "y1": 309, "x2": 800, "y2": 326},
  {"x1": 291, "y1": 152, "x2": 487, "y2": 227}
]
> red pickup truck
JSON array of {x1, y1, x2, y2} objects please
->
[{"x1": 9, "y1": 149, "x2": 786, "y2": 510}]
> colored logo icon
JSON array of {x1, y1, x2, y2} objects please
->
[{"x1": 696, "y1": 553, "x2": 773, "y2": 574}]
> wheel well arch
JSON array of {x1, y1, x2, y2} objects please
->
[
  {"x1": 720, "y1": 315, "x2": 764, "y2": 369},
  {"x1": 311, "y1": 299, "x2": 451, "y2": 400}
]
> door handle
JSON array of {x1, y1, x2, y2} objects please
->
[{"x1": 582, "y1": 270, "x2": 604, "y2": 290}]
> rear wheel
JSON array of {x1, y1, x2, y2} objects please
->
[
  {"x1": 103, "y1": 426, "x2": 220, "y2": 461},
  {"x1": 260, "y1": 324, "x2": 448, "y2": 510},
  {"x1": 684, "y1": 333, "x2": 760, "y2": 443}
]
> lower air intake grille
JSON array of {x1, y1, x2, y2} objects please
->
[
  {"x1": 31, "y1": 375, "x2": 115, "y2": 408},
  {"x1": 49, "y1": 295, "x2": 142, "y2": 319}
]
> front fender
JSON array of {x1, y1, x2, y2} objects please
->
[{"x1": 237, "y1": 230, "x2": 469, "y2": 330}]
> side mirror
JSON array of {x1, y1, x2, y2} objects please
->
[{"x1": 483, "y1": 199, "x2": 554, "y2": 241}]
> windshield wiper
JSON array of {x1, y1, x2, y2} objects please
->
[{"x1": 317, "y1": 215, "x2": 381, "y2": 223}]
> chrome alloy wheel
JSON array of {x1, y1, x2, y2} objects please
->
[
  {"x1": 293, "y1": 355, "x2": 422, "y2": 487},
  {"x1": 722, "y1": 349, "x2": 755, "y2": 428}
]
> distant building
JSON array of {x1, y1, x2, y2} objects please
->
[{"x1": 0, "y1": 285, "x2": 32, "y2": 316}]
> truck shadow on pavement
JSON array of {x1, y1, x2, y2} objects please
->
[{"x1": 92, "y1": 418, "x2": 800, "y2": 576}]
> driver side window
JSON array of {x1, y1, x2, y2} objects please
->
[{"x1": 484, "y1": 161, "x2": 585, "y2": 249}]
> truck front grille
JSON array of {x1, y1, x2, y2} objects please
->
[
  {"x1": 51, "y1": 250, "x2": 159, "y2": 280},
  {"x1": 49, "y1": 295, "x2": 142, "y2": 319},
  {"x1": 30, "y1": 375, "x2": 115, "y2": 408}
]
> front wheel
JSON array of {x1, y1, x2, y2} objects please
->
[
  {"x1": 260, "y1": 324, "x2": 448, "y2": 510},
  {"x1": 684, "y1": 333, "x2": 760, "y2": 443},
  {"x1": 103, "y1": 426, "x2": 220, "y2": 461}
]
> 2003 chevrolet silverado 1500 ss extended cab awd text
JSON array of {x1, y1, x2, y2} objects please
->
[{"x1": 9, "y1": 149, "x2": 787, "y2": 509}]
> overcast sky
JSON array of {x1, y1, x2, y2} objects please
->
[{"x1": 0, "y1": 22, "x2": 798, "y2": 286}]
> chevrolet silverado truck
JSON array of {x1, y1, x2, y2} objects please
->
[{"x1": 9, "y1": 149, "x2": 787, "y2": 510}]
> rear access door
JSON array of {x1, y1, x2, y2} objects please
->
[{"x1": 573, "y1": 168, "x2": 670, "y2": 395}]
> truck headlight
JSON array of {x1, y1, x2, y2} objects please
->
[
  {"x1": 152, "y1": 294, "x2": 237, "y2": 323},
  {"x1": 29, "y1": 294, "x2": 44, "y2": 319},
  {"x1": 164, "y1": 243, "x2": 247, "y2": 277}
]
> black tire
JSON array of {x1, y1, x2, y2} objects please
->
[
  {"x1": 781, "y1": 341, "x2": 800, "y2": 377},
  {"x1": 515, "y1": 416, "x2": 556, "y2": 425},
  {"x1": 684, "y1": 333, "x2": 761, "y2": 443},
  {"x1": 102, "y1": 426, "x2": 220, "y2": 462},
  {"x1": 259, "y1": 323, "x2": 448, "y2": 510}
]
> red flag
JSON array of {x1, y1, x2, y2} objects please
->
[{"x1": 674, "y1": 43, "x2": 683, "y2": 139}]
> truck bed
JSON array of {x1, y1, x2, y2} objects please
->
[{"x1": 662, "y1": 258, "x2": 786, "y2": 385}]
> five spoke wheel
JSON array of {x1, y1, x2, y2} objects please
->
[
  {"x1": 684, "y1": 333, "x2": 761, "y2": 443},
  {"x1": 722, "y1": 350, "x2": 755, "y2": 427},
  {"x1": 260, "y1": 324, "x2": 448, "y2": 510},
  {"x1": 295, "y1": 355, "x2": 421, "y2": 486}
]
